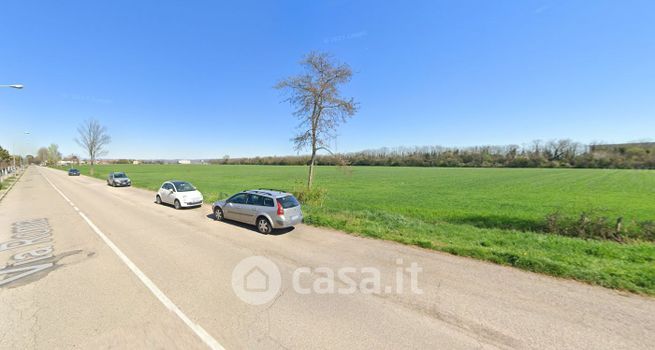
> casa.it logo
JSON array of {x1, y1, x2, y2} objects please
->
[
  {"x1": 231, "y1": 256, "x2": 282, "y2": 305},
  {"x1": 231, "y1": 256, "x2": 424, "y2": 305}
]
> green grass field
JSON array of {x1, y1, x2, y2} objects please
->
[{"x1": 62, "y1": 164, "x2": 655, "y2": 295}]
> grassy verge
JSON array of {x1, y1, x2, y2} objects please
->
[
  {"x1": 304, "y1": 207, "x2": 655, "y2": 295},
  {"x1": 54, "y1": 164, "x2": 655, "y2": 295},
  {"x1": 0, "y1": 171, "x2": 22, "y2": 200},
  {"x1": 0, "y1": 177, "x2": 16, "y2": 189}
]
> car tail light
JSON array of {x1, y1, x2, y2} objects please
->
[{"x1": 276, "y1": 200, "x2": 284, "y2": 216}]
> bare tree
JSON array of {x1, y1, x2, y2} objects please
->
[
  {"x1": 75, "y1": 119, "x2": 111, "y2": 175},
  {"x1": 546, "y1": 139, "x2": 578, "y2": 161},
  {"x1": 276, "y1": 52, "x2": 358, "y2": 189},
  {"x1": 530, "y1": 139, "x2": 543, "y2": 156}
]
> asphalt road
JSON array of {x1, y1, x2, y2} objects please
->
[{"x1": 1, "y1": 166, "x2": 654, "y2": 349}]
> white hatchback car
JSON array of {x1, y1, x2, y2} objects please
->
[{"x1": 155, "y1": 181, "x2": 203, "y2": 209}]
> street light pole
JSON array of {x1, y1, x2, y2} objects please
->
[{"x1": 2, "y1": 84, "x2": 25, "y2": 170}]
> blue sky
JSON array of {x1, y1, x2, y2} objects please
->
[{"x1": 1, "y1": 0, "x2": 654, "y2": 159}]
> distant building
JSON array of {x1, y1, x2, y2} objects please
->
[
  {"x1": 178, "y1": 160, "x2": 191, "y2": 164},
  {"x1": 133, "y1": 160, "x2": 141, "y2": 165}
]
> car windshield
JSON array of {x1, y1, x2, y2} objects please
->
[
  {"x1": 278, "y1": 195, "x2": 300, "y2": 209},
  {"x1": 173, "y1": 181, "x2": 196, "y2": 192},
  {"x1": 114, "y1": 173, "x2": 126, "y2": 178},
  {"x1": 69, "y1": 169, "x2": 78, "y2": 172}
]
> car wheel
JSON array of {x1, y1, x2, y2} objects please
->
[
  {"x1": 174, "y1": 199, "x2": 181, "y2": 210},
  {"x1": 214, "y1": 207, "x2": 224, "y2": 221},
  {"x1": 257, "y1": 217, "x2": 272, "y2": 234},
  {"x1": 155, "y1": 195, "x2": 162, "y2": 204}
]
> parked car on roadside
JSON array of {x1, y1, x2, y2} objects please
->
[
  {"x1": 155, "y1": 180, "x2": 203, "y2": 209},
  {"x1": 68, "y1": 168, "x2": 80, "y2": 176},
  {"x1": 107, "y1": 172, "x2": 132, "y2": 187},
  {"x1": 212, "y1": 189, "x2": 303, "y2": 234}
]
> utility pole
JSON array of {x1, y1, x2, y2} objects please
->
[{"x1": 1, "y1": 84, "x2": 25, "y2": 171}]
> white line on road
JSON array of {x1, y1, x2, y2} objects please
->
[{"x1": 41, "y1": 170, "x2": 225, "y2": 350}]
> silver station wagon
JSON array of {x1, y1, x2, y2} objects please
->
[{"x1": 212, "y1": 189, "x2": 303, "y2": 234}]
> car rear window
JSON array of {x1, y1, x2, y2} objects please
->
[{"x1": 278, "y1": 195, "x2": 300, "y2": 209}]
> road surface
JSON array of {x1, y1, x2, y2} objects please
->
[{"x1": 1, "y1": 166, "x2": 654, "y2": 349}]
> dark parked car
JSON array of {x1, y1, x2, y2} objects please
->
[{"x1": 68, "y1": 168, "x2": 80, "y2": 176}]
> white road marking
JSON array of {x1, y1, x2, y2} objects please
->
[{"x1": 41, "y1": 171, "x2": 225, "y2": 350}]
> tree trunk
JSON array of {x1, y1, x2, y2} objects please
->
[
  {"x1": 90, "y1": 158, "x2": 95, "y2": 176},
  {"x1": 307, "y1": 150, "x2": 316, "y2": 190}
]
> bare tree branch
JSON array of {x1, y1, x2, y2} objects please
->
[
  {"x1": 276, "y1": 51, "x2": 358, "y2": 189},
  {"x1": 75, "y1": 119, "x2": 111, "y2": 175}
]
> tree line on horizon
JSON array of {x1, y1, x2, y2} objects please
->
[
  {"x1": 206, "y1": 139, "x2": 655, "y2": 169},
  {"x1": 34, "y1": 138, "x2": 655, "y2": 170}
]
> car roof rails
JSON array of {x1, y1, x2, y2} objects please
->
[
  {"x1": 250, "y1": 189, "x2": 271, "y2": 195},
  {"x1": 247, "y1": 189, "x2": 272, "y2": 194},
  {"x1": 258, "y1": 188, "x2": 287, "y2": 193}
]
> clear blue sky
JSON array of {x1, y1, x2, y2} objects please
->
[{"x1": 1, "y1": 0, "x2": 654, "y2": 159}]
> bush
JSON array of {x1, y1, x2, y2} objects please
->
[
  {"x1": 292, "y1": 184, "x2": 328, "y2": 207},
  {"x1": 638, "y1": 221, "x2": 655, "y2": 241},
  {"x1": 542, "y1": 211, "x2": 655, "y2": 242}
]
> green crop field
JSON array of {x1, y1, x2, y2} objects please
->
[{"x1": 60, "y1": 164, "x2": 655, "y2": 295}]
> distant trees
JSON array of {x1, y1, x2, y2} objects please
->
[
  {"x1": 75, "y1": 119, "x2": 111, "y2": 175},
  {"x1": 0, "y1": 145, "x2": 12, "y2": 176},
  {"x1": 47, "y1": 144, "x2": 62, "y2": 164},
  {"x1": 36, "y1": 147, "x2": 49, "y2": 164},
  {"x1": 0, "y1": 146, "x2": 11, "y2": 163},
  {"x1": 29, "y1": 145, "x2": 59, "y2": 166},
  {"x1": 64, "y1": 154, "x2": 80, "y2": 165},
  {"x1": 276, "y1": 52, "x2": 358, "y2": 189},
  {"x1": 211, "y1": 140, "x2": 655, "y2": 169}
]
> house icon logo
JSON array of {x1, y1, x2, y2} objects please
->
[
  {"x1": 232, "y1": 256, "x2": 281, "y2": 305},
  {"x1": 244, "y1": 266, "x2": 269, "y2": 292}
]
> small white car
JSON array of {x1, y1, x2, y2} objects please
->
[{"x1": 155, "y1": 180, "x2": 203, "y2": 209}]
